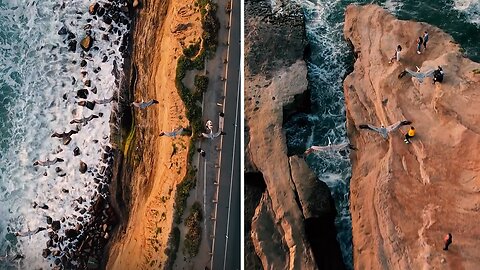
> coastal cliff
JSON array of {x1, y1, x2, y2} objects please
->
[
  {"x1": 106, "y1": 0, "x2": 201, "y2": 268},
  {"x1": 245, "y1": 0, "x2": 344, "y2": 269},
  {"x1": 344, "y1": 4, "x2": 480, "y2": 269}
]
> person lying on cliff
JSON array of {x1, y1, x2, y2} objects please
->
[
  {"x1": 388, "y1": 45, "x2": 402, "y2": 64},
  {"x1": 304, "y1": 137, "x2": 357, "y2": 156},
  {"x1": 69, "y1": 114, "x2": 100, "y2": 125},
  {"x1": 33, "y1": 157, "x2": 64, "y2": 167},
  {"x1": 398, "y1": 66, "x2": 436, "y2": 83},
  {"x1": 433, "y1": 66, "x2": 444, "y2": 84},
  {"x1": 443, "y1": 233, "x2": 453, "y2": 251},
  {"x1": 404, "y1": 126, "x2": 415, "y2": 144},
  {"x1": 359, "y1": 120, "x2": 412, "y2": 139},
  {"x1": 131, "y1": 99, "x2": 159, "y2": 109},
  {"x1": 159, "y1": 127, "x2": 184, "y2": 138}
]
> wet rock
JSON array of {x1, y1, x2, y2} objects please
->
[
  {"x1": 102, "y1": 55, "x2": 108, "y2": 62},
  {"x1": 52, "y1": 250, "x2": 61, "y2": 257},
  {"x1": 80, "y1": 35, "x2": 93, "y2": 51},
  {"x1": 54, "y1": 258, "x2": 61, "y2": 265},
  {"x1": 52, "y1": 221, "x2": 61, "y2": 231},
  {"x1": 62, "y1": 188, "x2": 69, "y2": 193},
  {"x1": 86, "y1": 30, "x2": 92, "y2": 36},
  {"x1": 71, "y1": 77, "x2": 76, "y2": 85},
  {"x1": 62, "y1": 93, "x2": 68, "y2": 100},
  {"x1": 80, "y1": 60, "x2": 87, "y2": 67},
  {"x1": 91, "y1": 87, "x2": 97, "y2": 94},
  {"x1": 58, "y1": 26, "x2": 68, "y2": 35},
  {"x1": 97, "y1": 7, "x2": 105, "y2": 17},
  {"x1": 77, "y1": 89, "x2": 89, "y2": 99},
  {"x1": 79, "y1": 161, "x2": 87, "y2": 174},
  {"x1": 89, "y1": 3, "x2": 99, "y2": 15},
  {"x1": 39, "y1": 203, "x2": 49, "y2": 210},
  {"x1": 102, "y1": 34, "x2": 109, "y2": 41},
  {"x1": 67, "y1": 40, "x2": 77, "y2": 52},
  {"x1": 103, "y1": 16, "x2": 112, "y2": 25},
  {"x1": 62, "y1": 137, "x2": 72, "y2": 146},
  {"x1": 66, "y1": 31, "x2": 75, "y2": 40},
  {"x1": 46, "y1": 239, "x2": 53, "y2": 248},
  {"x1": 84, "y1": 80, "x2": 91, "y2": 87},
  {"x1": 65, "y1": 229, "x2": 79, "y2": 239},
  {"x1": 43, "y1": 172, "x2": 47, "y2": 176},
  {"x1": 46, "y1": 216, "x2": 53, "y2": 225},
  {"x1": 73, "y1": 147, "x2": 81, "y2": 156},
  {"x1": 42, "y1": 248, "x2": 51, "y2": 258}
]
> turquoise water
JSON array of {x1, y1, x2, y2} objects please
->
[
  {"x1": 0, "y1": 1, "x2": 128, "y2": 268},
  {"x1": 286, "y1": 0, "x2": 480, "y2": 268}
]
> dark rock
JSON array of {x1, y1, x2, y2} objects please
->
[
  {"x1": 54, "y1": 258, "x2": 61, "y2": 265},
  {"x1": 71, "y1": 77, "x2": 76, "y2": 85},
  {"x1": 43, "y1": 171, "x2": 47, "y2": 176},
  {"x1": 80, "y1": 60, "x2": 87, "y2": 67},
  {"x1": 62, "y1": 188, "x2": 69, "y2": 193},
  {"x1": 102, "y1": 55, "x2": 108, "y2": 62},
  {"x1": 86, "y1": 30, "x2": 92, "y2": 36},
  {"x1": 79, "y1": 161, "x2": 87, "y2": 174},
  {"x1": 77, "y1": 89, "x2": 89, "y2": 99},
  {"x1": 91, "y1": 87, "x2": 97, "y2": 94},
  {"x1": 103, "y1": 16, "x2": 112, "y2": 25},
  {"x1": 77, "y1": 216, "x2": 84, "y2": 222},
  {"x1": 67, "y1": 40, "x2": 77, "y2": 52},
  {"x1": 52, "y1": 250, "x2": 61, "y2": 257},
  {"x1": 89, "y1": 3, "x2": 99, "y2": 15},
  {"x1": 80, "y1": 35, "x2": 93, "y2": 51},
  {"x1": 42, "y1": 248, "x2": 51, "y2": 258},
  {"x1": 47, "y1": 216, "x2": 53, "y2": 225},
  {"x1": 84, "y1": 80, "x2": 91, "y2": 87},
  {"x1": 63, "y1": 93, "x2": 68, "y2": 100},
  {"x1": 97, "y1": 7, "x2": 105, "y2": 17},
  {"x1": 73, "y1": 147, "x2": 81, "y2": 156},
  {"x1": 62, "y1": 137, "x2": 72, "y2": 146},
  {"x1": 52, "y1": 221, "x2": 61, "y2": 231},
  {"x1": 39, "y1": 204, "x2": 49, "y2": 210},
  {"x1": 102, "y1": 34, "x2": 109, "y2": 41},
  {"x1": 46, "y1": 239, "x2": 53, "y2": 248},
  {"x1": 58, "y1": 26, "x2": 68, "y2": 35},
  {"x1": 65, "y1": 229, "x2": 79, "y2": 239},
  {"x1": 66, "y1": 31, "x2": 75, "y2": 40},
  {"x1": 79, "y1": 208, "x2": 87, "y2": 215}
]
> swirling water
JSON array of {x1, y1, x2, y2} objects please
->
[
  {"x1": 0, "y1": 1, "x2": 129, "y2": 268},
  {"x1": 287, "y1": 0, "x2": 480, "y2": 268}
]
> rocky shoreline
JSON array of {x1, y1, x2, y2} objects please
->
[{"x1": 29, "y1": 1, "x2": 140, "y2": 269}]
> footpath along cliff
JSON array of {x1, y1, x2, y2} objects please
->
[
  {"x1": 344, "y1": 4, "x2": 480, "y2": 269},
  {"x1": 244, "y1": 0, "x2": 344, "y2": 269}
]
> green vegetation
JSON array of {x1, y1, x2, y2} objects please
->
[
  {"x1": 473, "y1": 68, "x2": 480, "y2": 75},
  {"x1": 183, "y1": 42, "x2": 201, "y2": 58},
  {"x1": 164, "y1": 226, "x2": 181, "y2": 270},
  {"x1": 165, "y1": 0, "x2": 220, "y2": 265},
  {"x1": 194, "y1": 75, "x2": 209, "y2": 94},
  {"x1": 183, "y1": 202, "x2": 203, "y2": 257}
]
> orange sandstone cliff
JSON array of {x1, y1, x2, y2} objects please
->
[
  {"x1": 344, "y1": 4, "x2": 480, "y2": 270},
  {"x1": 244, "y1": 0, "x2": 344, "y2": 269}
]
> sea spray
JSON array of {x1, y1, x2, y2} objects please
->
[{"x1": 0, "y1": 0, "x2": 132, "y2": 268}]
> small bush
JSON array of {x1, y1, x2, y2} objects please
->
[
  {"x1": 183, "y1": 202, "x2": 203, "y2": 257},
  {"x1": 164, "y1": 226, "x2": 181, "y2": 270},
  {"x1": 183, "y1": 42, "x2": 201, "y2": 58},
  {"x1": 194, "y1": 75, "x2": 209, "y2": 93}
]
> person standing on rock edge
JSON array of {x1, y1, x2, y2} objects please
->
[
  {"x1": 423, "y1": 31, "x2": 429, "y2": 50},
  {"x1": 389, "y1": 45, "x2": 402, "y2": 64},
  {"x1": 404, "y1": 126, "x2": 415, "y2": 144},
  {"x1": 443, "y1": 233, "x2": 453, "y2": 251},
  {"x1": 416, "y1": 36, "x2": 424, "y2": 54}
]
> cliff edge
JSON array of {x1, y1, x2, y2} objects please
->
[
  {"x1": 344, "y1": 4, "x2": 480, "y2": 269},
  {"x1": 245, "y1": 0, "x2": 344, "y2": 269}
]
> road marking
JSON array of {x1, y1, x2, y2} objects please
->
[
  {"x1": 223, "y1": 69, "x2": 240, "y2": 270},
  {"x1": 203, "y1": 158, "x2": 207, "y2": 236}
]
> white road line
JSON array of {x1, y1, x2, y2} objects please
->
[
  {"x1": 223, "y1": 70, "x2": 240, "y2": 270},
  {"x1": 203, "y1": 158, "x2": 207, "y2": 236}
]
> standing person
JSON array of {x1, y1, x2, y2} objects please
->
[
  {"x1": 433, "y1": 66, "x2": 444, "y2": 84},
  {"x1": 423, "y1": 31, "x2": 429, "y2": 50},
  {"x1": 443, "y1": 233, "x2": 453, "y2": 251},
  {"x1": 389, "y1": 45, "x2": 402, "y2": 64},
  {"x1": 416, "y1": 36, "x2": 424, "y2": 54},
  {"x1": 404, "y1": 126, "x2": 415, "y2": 144}
]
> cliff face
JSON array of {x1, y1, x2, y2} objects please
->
[
  {"x1": 344, "y1": 5, "x2": 480, "y2": 269},
  {"x1": 245, "y1": 0, "x2": 344, "y2": 269}
]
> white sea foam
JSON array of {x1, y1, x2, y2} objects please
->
[
  {"x1": 453, "y1": 0, "x2": 480, "y2": 27},
  {"x1": 0, "y1": 0, "x2": 128, "y2": 268}
]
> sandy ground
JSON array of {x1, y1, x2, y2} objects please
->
[{"x1": 106, "y1": 0, "x2": 203, "y2": 269}]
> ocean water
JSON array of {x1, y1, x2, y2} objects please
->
[
  {"x1": 0, "y1": 0, "x2": 129, "y2": 268},
  {"x1": 286, "y1": 0, "x2": 480, "y2": 268}
]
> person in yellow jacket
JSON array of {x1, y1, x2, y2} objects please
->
[{"x1": 404, "y1": 126, "x2": 415, "y2": 144}]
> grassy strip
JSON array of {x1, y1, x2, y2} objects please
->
[
  {"x1": 165, "y1": 1, "x2": 220, "y2": 268},
  {"x1": 183, "y1": 202, "x2": 203, "y2": 257}
]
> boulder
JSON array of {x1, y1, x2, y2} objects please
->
[
  {"x1": 89, "y1": 3, "x2": 99, "y2": 15},
  {"x1": 42, "y1": 248, "x2": 51, "y2": 258},
  {"x1": 80, "y1": 35, "x2": 93, "y2": 51},
  {"x1": 51, "y1": 221, "x2": 61, "y2": 231},
  {"x1": 77, "y1": 89, "x2": 88, "y2": 99},
  {"x1": 73, "y1": 147, "x2": 80, "y2": 156},
  {"x1": 65, "y1": 229, "x2": 79, "y2": 239},
  {"x1": 67, "y1": 40, "x2": 77, "y2": 52},
  {"x1": 79, "y1": 161, "x2": 87, "y2": 174}
]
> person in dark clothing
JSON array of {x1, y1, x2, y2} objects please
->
[
  {"x1": 433, "y1": 66, "x2": 444, "y2": 84},
  {"x1": 443, "y1": 233, "x2": 452, "y2": 251},
  {"x1": 423, "y1": 31, "x2": 429, "y2": 49},
  {"x1": 416, "y1": 36, "x2": 424, "y2": 54}
]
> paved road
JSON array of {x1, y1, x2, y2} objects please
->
[{"x1": 211, "y1": 0, "x2": 241, "y2": 268}]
